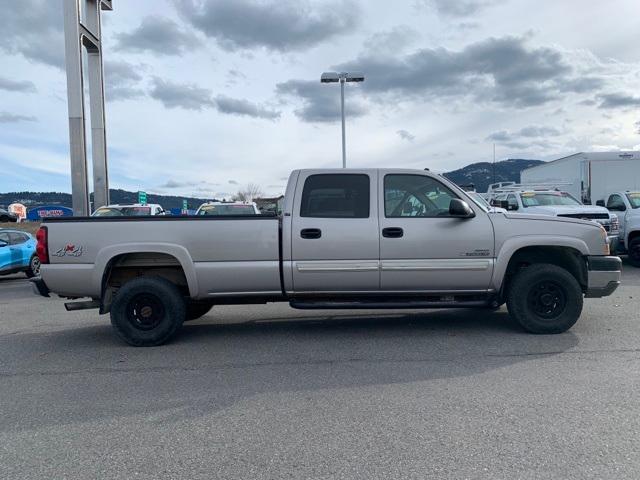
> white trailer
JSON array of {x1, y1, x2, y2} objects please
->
[{"x1": 521, "y1": 151, "x2": 640, "y2": 204}]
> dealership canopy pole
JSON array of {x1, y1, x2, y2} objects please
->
[{"x1": 63, "y1": 0, "x2": 112, "y2": 215}]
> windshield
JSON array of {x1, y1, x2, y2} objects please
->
[
  {"x1": 626, "y1": 193, "x2": 640, "y2": 209},
  {"x1": 198, "y1": 204, "x2": 257, "y2": 216},
  {"x1": 520, "y1": 192, "x2": 581, "y2": 207},
  {"x1": 466, "y1": 192, "x2": 490, "y2": 211},
  {"x1": 93, "y1": 206, "x2": 151, "y2": 216}
]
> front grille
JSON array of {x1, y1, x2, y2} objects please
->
[{"x1": 558, "y1": 213, "x2": 609, "y2": 220}]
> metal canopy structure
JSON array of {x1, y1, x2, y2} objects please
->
[{"x1": 63, "y1": 0, "x2": 112, "y2": 216}]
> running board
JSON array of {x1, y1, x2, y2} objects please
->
[
  {"x1": 290, "y1": 299, "x2": 492, "y2": 310},
  {"x1": 64, "y1": 300, "x2": 101, "y2": 311}
]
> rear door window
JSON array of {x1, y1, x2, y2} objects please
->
[{"x1": 300, "y1": 174, "x2": 370, "y2": 218}]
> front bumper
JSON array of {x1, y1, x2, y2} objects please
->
[
  {"x1": 30, "y1": 276, "x2": 50, "y2": 297},
  {"x1": 585, "y1": 256, "x2": 622, "y2": 298},
  {"x1": 607, "y1": 235, "x2": 619, "y2": 254}
]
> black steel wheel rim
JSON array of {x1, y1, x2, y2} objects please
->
[
  {"x1": 126, "y1": 293, "x2": 165, "y2": 331},
  {"x1": 527, "y1": 280, "x2": 567, "y2": 319}
]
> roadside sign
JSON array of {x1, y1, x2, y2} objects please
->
[
  {"x1": 181, "y1": 199, "x2": 188, "y2": 215},
  {"x1": 27, "y1": 206, "x2": 74, "y2": 221},
  {"x1": 8, "y1": 203, "x2": 27, "y2": 221},
  {"x1": 138, "y1": 191, "x2": 147, "y2": 205}
]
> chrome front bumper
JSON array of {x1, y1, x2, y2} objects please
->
[{"x1": 585, "y1": 256, "x2": 622, "y2": 298}]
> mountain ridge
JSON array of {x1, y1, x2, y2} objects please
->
[{"x1": 1, "y1": 158, "x2": 544, "y2": 208}]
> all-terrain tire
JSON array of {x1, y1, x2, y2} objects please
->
[
  {"x1": 110, "y1": 276, "x2": 186, "y2": 346},
  {"x1": 506, "y1": 263, "x2": 583, "y2": 334},
  {"x1": 628, "y1": 238, "x2": 640, "y2": 268}
]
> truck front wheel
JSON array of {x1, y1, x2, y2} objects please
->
[
  {"x1": 628, "y1": 237, "x2": 640, "y2": 267},
  {"x1": 110, "y1": 276, "x2": 186, "y2": 346},
  {"x1": 506, "y1": 264, "x2": 583, "y2": 334}
]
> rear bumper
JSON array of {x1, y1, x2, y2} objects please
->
[
  {"x1": 30, "y1": 277, "x2": 50, "y2": 297},
  {"x1": 585, "y1": 256, "x2": 622, "y2": 298}
]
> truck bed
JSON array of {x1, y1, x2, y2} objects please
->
[{"x1": 41, "y1": 215, "x2": 282, "y2": 299}]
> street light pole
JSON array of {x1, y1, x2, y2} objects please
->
[
  {"x1": 340, "y1": 78, "x2": 346, "y2": 168},
  {"x1": 321, "y1": 71, "x2": 365, "y2": 168}
]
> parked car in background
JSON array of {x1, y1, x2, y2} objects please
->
[
  {"x1": 488, "y1": 185, "x2": 619, "y2": 249},
  {"x1": 0, "y1": 208, "x2": 18, "y2": 222},
  {"x1": 195, "y1": 201, "x2": 261, "y2": 216},
  {"x1": 0, "y1": 229, "x2": 40, "y2": 277},
  {"x1": 599, "y1": 191, "x2": 640, "y2": 266},
  {"x1": 92, "y1": 204, "x2": 166, "y2": 217}
]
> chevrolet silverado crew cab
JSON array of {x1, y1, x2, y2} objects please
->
[{"x1": 32, "y1": 169, "x2": 622, "y2": 346}]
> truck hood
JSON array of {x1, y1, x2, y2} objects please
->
[
  {"x1": 522, "y1": 205, "x2": 610, "y2": 216},
  {"x1": 502, "y1": 211, "x2": 604, "y2": 228}
]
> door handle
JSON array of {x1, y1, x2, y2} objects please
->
[
  {"x1": 300, "y1": 228, "x2": 322, "y2": 239},
  {"x1": 382, "y1": 227, "x2": 404, "y2": 238}
]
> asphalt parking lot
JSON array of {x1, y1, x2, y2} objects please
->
[{"x1": 1, "y1": 263, "x2": 639, "y2": 480}]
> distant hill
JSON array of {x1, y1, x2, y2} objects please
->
[
  {"x1": 1, "y1": 158, "x2": 544, "y2": 208},
  {"x1": 444, "y1": 158, "x2": 544, "y2": 192},
  {"x1": 0, "y1": 189, "x2": 215, "y2": 211}
]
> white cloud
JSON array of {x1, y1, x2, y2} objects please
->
[{"x1": 1, "y1": 0, "x2": 640, "y2": 194}]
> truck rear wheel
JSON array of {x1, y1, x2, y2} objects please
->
[
  {"x1": 110, "y1": 276, "x2": 186, "y2": 346},
  {"x1": 506, "y1": 263, "x2": 583, "y2": 334},
  {"x1": 628, "y1": 238, "x2": 640, "y2": 267}
]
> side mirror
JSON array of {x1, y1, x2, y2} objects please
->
[
  {"x1": 449, "y1": 198, "x2": 475, "y2": 218},
  {"x1": 0, "y1": 240, "x2": 7, "y2": 248},
  {"x1": 596, "y1": 200, "x2": 605, "y2": 207},
  {"x1": 498, "y1": 200, "x2": 509, "y2": 210}
]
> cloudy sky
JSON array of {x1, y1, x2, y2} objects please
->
[{"x1": 1, "y1": 0, "x2": 639, "y2": 198}]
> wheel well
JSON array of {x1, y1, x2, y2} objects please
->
[
  {"x1": 100, "y1": 252, "x2": 189, "y2": 313},
  {"x1": 629, "y1": 230, "x2": 640, "y2": 244},
  {"x1": 502, "y1": 246, "x2": 587, "y2": 298}
]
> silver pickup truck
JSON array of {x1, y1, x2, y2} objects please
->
[{"x1": 32, "y1": 169, "x2": 622, "y2": 346}]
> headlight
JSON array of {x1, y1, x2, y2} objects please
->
[
  {"x1": 600, "y1": 225, "x2": 610, "y2": 255},
  {"x1": 610, "y1": 214, "x2": 620, "y2": 234}
]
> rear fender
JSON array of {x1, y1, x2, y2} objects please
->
[{"x1": 93, "y1": 243, "x2": 198, "y2": 298}]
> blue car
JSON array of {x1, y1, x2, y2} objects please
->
[{"x1": 0, "y1": 229, "x2": 40, "y2": 278}]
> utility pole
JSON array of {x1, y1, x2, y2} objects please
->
[
  {"x1": 340, "y1": 78, "x2": 346, "y2": 169},
  {"x1": 493, "y1": 143, "x2": 496, "y2": 185}
]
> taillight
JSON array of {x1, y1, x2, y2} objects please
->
[{"x1": 36, "y1": 226, "x2": 49, "y2": 264}]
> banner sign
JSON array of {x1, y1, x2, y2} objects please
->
[{"x1": 26, "y1": 206, "x2": 74, "y2": 221}]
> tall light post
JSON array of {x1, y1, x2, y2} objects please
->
[{"x1": 321, "y1": 72, "x2": 365, "y2": 168}]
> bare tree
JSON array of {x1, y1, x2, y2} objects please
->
[{"x1": 233, "y1": 183, "x2": 264, "y2": 202}]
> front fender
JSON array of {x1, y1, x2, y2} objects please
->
[
  {"x1": 624, "y1": 217, "x2": 640, "y2": 247},
  {"x1": 492, "y1": 235, "x2": 589, "y2": 289},
  {"x1": 93, "y1": 243, "x2": 199, "y2": 298}
]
